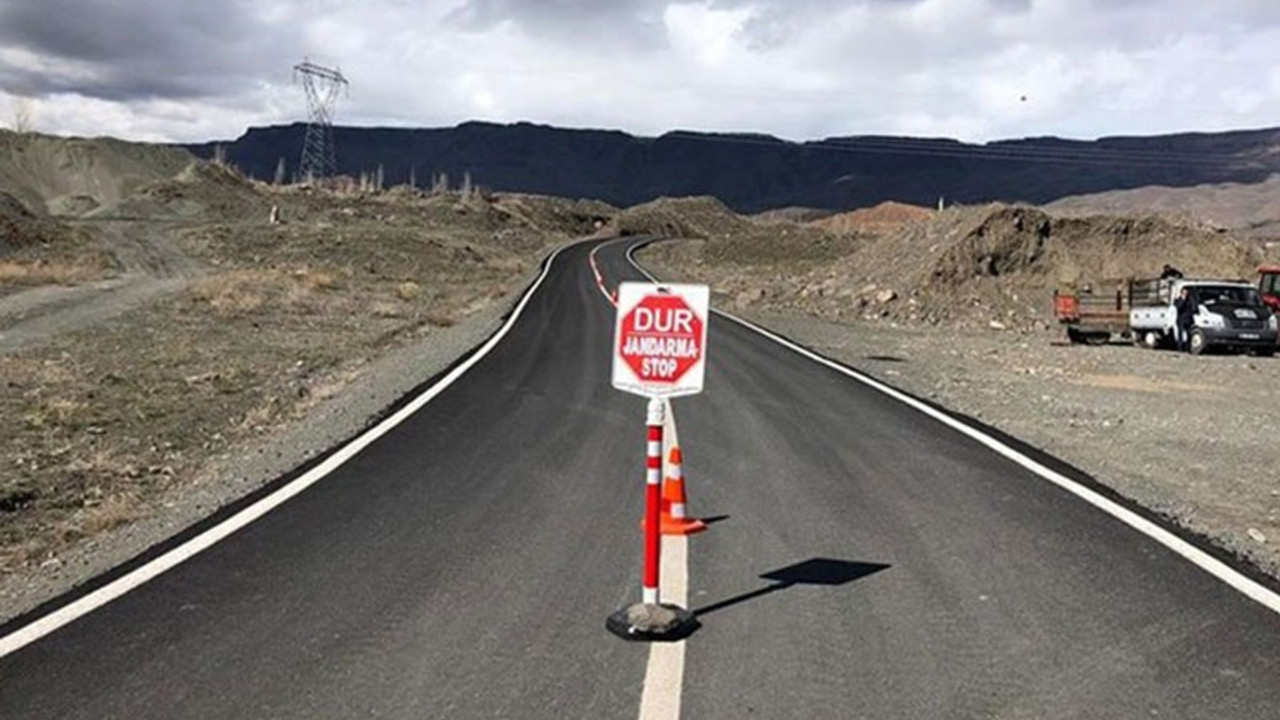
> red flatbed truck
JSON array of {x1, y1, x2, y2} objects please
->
[
  {"x1": 1260, "y1": 265, "x2": 1280, "y2": 313},
  {"x1": 1053, "y1": 283, "x2": 1131, "y2": 344}
]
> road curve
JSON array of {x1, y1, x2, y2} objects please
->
[
  {"x1": 1, "y1": 236, "x2": 1279, "y2": 719},
  {"x1": 602, "y1": 239, "x2": 1280, "y2": 719}
]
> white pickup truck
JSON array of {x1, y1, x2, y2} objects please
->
[{"x1": 1129, "y1": 278, "x2": 1278, "y2": 355}]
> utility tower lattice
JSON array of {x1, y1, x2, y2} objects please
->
[{"x1": 293, "y1": 60, "x2": 349, "y2": 182}]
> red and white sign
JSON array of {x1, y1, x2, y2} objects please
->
[{"x1": 612, "y1": 282, "x2": 710, "y2": 398}]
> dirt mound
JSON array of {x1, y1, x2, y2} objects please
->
[
  {"x1": 0, "y1": 129, "x2": 278, "y2": 226},
  {"x1": 488, "y1": 193, "x2": 615, "y2": 236},
  {"x1": 0, "y1": 192, "x2": 74, "y2": 253},
  {"x1": 818, "y1": 204, "x2": 1263, "y2": 327},
  {"x1": 0, "y1": 192, "x2": 112, "y2": 292},
  {"x1": 611, "y1": 196, "x2": 736, "y2": 240},
  {"x1": 107, "y1": 160, "x2": 271, "y2": 220},
  {"x1": 1047, "y1": 174, "x2": 1280, "y2": 239},
  {"x1": 809, "y1": 201, "x2": 934, "y2": 235},
  {"x1": 0, "y1": 130, "x2": 193, "y2": 217},
  {"x1": 612, "y1": 196, "x2": 852, "y2": 265}
]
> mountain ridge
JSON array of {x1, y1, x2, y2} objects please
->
[{"x1": 185, "y1": 121, "x2": 1280, "y2": 212}]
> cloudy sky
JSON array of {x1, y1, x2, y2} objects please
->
[{"x1": 1, "y1": 0, "x2": 1278, "y2": 144}]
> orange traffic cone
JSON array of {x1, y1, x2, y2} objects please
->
[{"x1": 661, "y1": 447, "x2": 707, "y2": 536}]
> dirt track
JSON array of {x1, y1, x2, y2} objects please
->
[{"x1": 0, "y1": 221, "x2": 203, "y2": 351}]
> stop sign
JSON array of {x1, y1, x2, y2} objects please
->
[{"x1": 612, "y1": 283, "x2": 710, "y2": 398}]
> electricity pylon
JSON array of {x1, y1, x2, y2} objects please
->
[{"x1": 293, "y1": 60, "x2": 348, "y2": 182}]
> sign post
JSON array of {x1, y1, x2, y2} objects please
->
[{"x1": 606, "y1": 282, "x2": 708, "y2": 642}]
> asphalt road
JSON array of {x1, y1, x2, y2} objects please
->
[{"x1": 3, "y1": 237, "x2": 1280, "y2": 718}]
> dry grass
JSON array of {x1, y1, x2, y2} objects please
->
[
  {"x1": 235, "y1": 395, "x2": 283, "y2": 434},
  {"x1": 77, "y1": 494, "x2": 143, "y2": 535},
  {"x1": 305, "y1": 370, "x2": 360, "y2": 404},
  {"x1": 297, "y1": 269, "x2": 340, "y2": 291},
  {"x1": 371, "y1": 301, "x2": 404, "y2": 318},
  {"x1": 190, "y1": 267, "x2": 353, "y2": 316},
  {"x1": 23, "y1": 397, "x2": 88, "y2": 429},
  {"x1": 0, "y1": 259, "x2": 104, "y2": 286},
  {"x1": 1071, "y1": 373, "x2": 1218, "y2": 394},
  {"x1": 1, "y1": 446, "x2": 150, "y2": 570},
  {"x1": 425, "y1": 310, "x2": 457, "y2": 327},
  {"x1": 190, "y1": 270, "x2": 271, "y2": 314},
  {"x1": 396, "y1": 281, "x2": 422, "y2": 300}
]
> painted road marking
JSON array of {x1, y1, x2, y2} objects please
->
[
  {"x1": 588, "y1": 241, "x2": 621, "y2": 306},
  {"x1": 625, "y1": 239, "x2": 1280, "y2": 618},
  {"x1": 639, "y1": 536, "x2": 689, "y2": 720},
  {"x1": 0, "y1": 238, "x2": 592, "y2": 660}
]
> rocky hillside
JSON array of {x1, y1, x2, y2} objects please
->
[
  {"x1": 187, "y1": 122, "x2": 1280, "y2": 214},
  {"x1": 1047, "y1": 174, "x2": 1280, "y2": 239},
  {"x1": 641, "y1": 202, "x2": 1269, "y2": 330}
]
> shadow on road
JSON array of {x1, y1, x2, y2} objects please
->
[{"x1": 692, "y1": 557, "x2": 890, "y2": 617}]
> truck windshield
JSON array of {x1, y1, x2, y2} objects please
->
[{"x1": 1195, "y1": 285, "x2": 1262, "y2": 306}]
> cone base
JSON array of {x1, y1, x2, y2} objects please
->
[
  {"x1": 661, "y1": 518, "x2": 708, "y2": 536},
  {"x1": 640, "y1": 518, "x2": 710, "y2": 535},
  {"x1": 606, "y1": 603, "x2": 700, "y2": 642}
]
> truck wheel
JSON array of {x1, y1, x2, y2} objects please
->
[
  {"x1": 1255, "y1": 347, "x2": 1276, "y2": 358},
  {"x1": 1142, "y1": 330, "x2": 1161, "y2": 349},
  {"x1": 1188, "y1": 329, "x2": 1208, "y2": 355}
]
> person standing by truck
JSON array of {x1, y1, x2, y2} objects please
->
[{"x1": 1175, "y1": 286, "x2": 1196, "y2": 351}]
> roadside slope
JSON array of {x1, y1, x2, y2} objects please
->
[{"x1": 2, "y1": 132, "x2": 615, "y2": 622}]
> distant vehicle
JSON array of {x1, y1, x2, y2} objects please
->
[
  {"x1": 1259, "y1": 265, "x2": 1280, "y2": 313},
  {"x1": 1129, "y1": 277, "x2": 1277, "y2": 355}
]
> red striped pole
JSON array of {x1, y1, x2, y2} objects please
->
[{"x1": 643, "y1": 397, "x2": 664, "y2": 604}]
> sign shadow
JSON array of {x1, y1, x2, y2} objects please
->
[{"x1": 693, "y1": 557, "x2": 890, "y2": 618}]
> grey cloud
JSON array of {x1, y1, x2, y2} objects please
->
[
  {"x1": 0, "y1": 0, "x2": 301, "y2": 99},
  {"x1": 445, "y1": 0, "x2": 931, "y2": 51},
  {"x1": 447, "y1": 0, "x2": 672, "y2": 46},
  {"x1": 732, "y1": 0, "x2": 1033, "y2": 49},
  {"x1": 447, "y1": 0, "x2": 1031, "y2": 52}
]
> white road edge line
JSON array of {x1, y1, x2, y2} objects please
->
[
  {"x1": 625, "y1": 241, "x2": 1280, "y2": 617},
  {"x1": 0, "y1": 238, "x2": 593, "y2": 659},
  {"x1": 639, "y1": 536, "x2": 688, "y2": 720}
]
